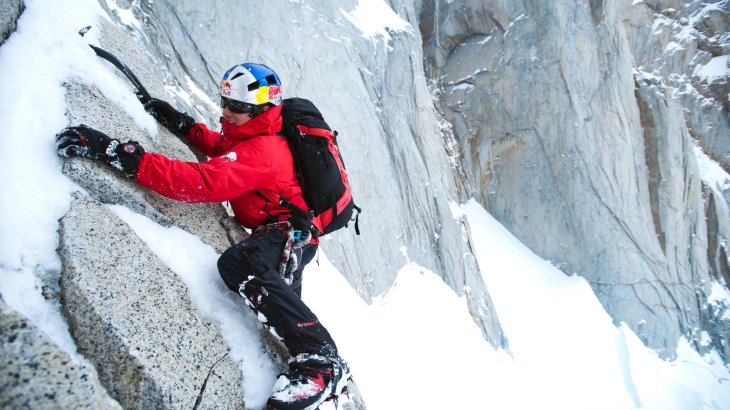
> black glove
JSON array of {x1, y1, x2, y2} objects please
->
[
  {"x1": 111, "y1": 141, "x2": 145, "y2": 177},
  {"x1": 143, "y1": 98, "x2": 195, "y2": 137},
  {"x1": 56, "y1": 125, "x2": 145, "y2": 177},
  {"x1": 56, "y1": 124, "x2": 116, "y2": 161}
]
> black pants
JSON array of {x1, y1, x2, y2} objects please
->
[{"x1": 217, "y1": 230, "x2": 338, "y2": 357}]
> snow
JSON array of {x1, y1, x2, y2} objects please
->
[
  {"x1": 1, "y1": 1, "x2": 729, "y2": 410},
  {"x1": 0, "y1": 0, "x2": 102, "y2": 354},
  {"x1": 451, "y1": 83, "x2": 475, "y2": 92},
  {"x1": 708, "y1": 282, "x2": 730, "y2": 321},
  {"x1": 0, "y1": 0, "x2": 157, "y2": 353},
  {"x1": 694, "y1": 55, "x2": 729, "y2": 83},
  {"x1": 665, "y1": 40, "x2": 685, "y2": 53},
  {"x1": 695, "y1": 144, "x2": 730, "y2": 192},
  {"x1": 102, "y1": 0, "x2": 142, "y2": 32},
  {"x1": 339, "y1": 0, "x2": 411, "y2": 43}
]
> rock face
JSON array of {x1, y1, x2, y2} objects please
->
[
  {"x1": 0, "y1": 297, "x2": 121, "y2": 409},
  {"x1": 0, "y1": 0, "x2": 23, "y2": 45},
  {"x1": 620, "y1": 0, "x2": 729, "y2": 167},
  {"x1": 420, "y1": 0, "x2": 729, "y2": 359},
  {"x1": 59, "y1": 194, "x2": 244, "y2": 409}
]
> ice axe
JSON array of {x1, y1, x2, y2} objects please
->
[{"x1": 78, "y1": 25, "x2": 152, "y2": 104}]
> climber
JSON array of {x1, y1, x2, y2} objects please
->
[{"x1": 55, "y1": 63, "x2": 350, "y2": 410}]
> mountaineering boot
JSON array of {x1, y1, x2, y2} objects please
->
[{"x1": 266, "y1": 353, "x2": 351, "y2": 410}]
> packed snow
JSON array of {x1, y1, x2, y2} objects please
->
[
  {"x1": 339, "y1": 0, "x2": 411, "y2": 43},
  {"x1": 694, "y1": 55, "x2": 730, "y2": 83},
  {"x1": 695, "y1": 145, "x2": 730, "y2": 193},
  {"x1": 1, "y1": 1, "x2": 729, "y2": 409}
]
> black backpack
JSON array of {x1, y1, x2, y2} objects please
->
[{"x1": 275, "y1": 98, "x2": 361, "y2": 236}]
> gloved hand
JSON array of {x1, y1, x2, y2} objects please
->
[
  {"x1": 56, "y1": 125, "x2": 145, "y2": 178},
  {"x1": 143, "y1": 98, "x2": 195, "y2": 137},
  {"x1": 56, "y1": 124, "x2": 117, "y2": 161}
]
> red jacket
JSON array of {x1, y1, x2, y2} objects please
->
[{"x1": 136, "y1": 105, "x2": 317, "y2": 233}]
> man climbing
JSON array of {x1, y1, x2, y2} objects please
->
[{"x1": 56, "y1": 63, "x2": 350, "y2": 410}]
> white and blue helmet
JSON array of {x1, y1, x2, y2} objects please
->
[{"x1": 218, "y1": 63, "x2": 282, "y2": 106}]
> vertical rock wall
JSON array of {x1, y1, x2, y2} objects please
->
[{"x1": 421, "y1": 0, "x2": 729, "y2": 359}]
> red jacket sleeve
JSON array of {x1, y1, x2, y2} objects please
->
[
  {"x1": 135, "y1": 147, "x2": 274, "y2": 203},
  {"x1": 184, "y1": 123, "x2": 233, "y2": 158}
]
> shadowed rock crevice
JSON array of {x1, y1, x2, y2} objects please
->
[
  {"x1": 634, "y1": 78, "x2": 666, "y2": 253},
  {"x1": 193, "y1": 353, "x2": 228, "y2": 410},
  {"x1": 703, "y1": 187, "x2": 730, "y2": 288},
  {"x1": 590, "y1": 0, "x2": 604, "y2": 25}
]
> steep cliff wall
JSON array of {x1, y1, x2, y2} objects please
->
[{"x1": 421, "y1": 0, "x2": 729, "y2": 359}]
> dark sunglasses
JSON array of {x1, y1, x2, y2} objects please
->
[{"x1": 221, "y1": 97, "x2": 255, "y2": 114}]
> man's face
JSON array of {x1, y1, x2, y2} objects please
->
[{"x1": 222, "y1": 106, "x2": 253, "y2": 126}]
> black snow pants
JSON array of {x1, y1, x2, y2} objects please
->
[{"x1": 217, "y1": 228, "x2": 338, "y2": 357}]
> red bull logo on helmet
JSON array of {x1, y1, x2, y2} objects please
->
[
  {"x1": 253, "y1": 85, "x2": 283, "y2": 105},
  {"x1": 269, "y1": 86, "x2": 282, "y2": 105},
  {"x1": 219, "y1": 80, "x2": 232, "y2": 97}
]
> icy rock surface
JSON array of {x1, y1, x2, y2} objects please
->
[{"x1": 421, "y1": 0, "x2": 729, "y2": 358}]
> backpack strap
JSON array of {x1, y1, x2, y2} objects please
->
[
  {"x1": 256, "y1": 189, "x2": 321, "y2": 236},
  {"x1": 352, "y1": 204, "x2": 362, "y2": 235},
  {"x1": 325, "y1": 201, "x2": 361, "y2": 235},
  {"x1": 278, "y1": 196, "x2": 321, "y2": 236}
]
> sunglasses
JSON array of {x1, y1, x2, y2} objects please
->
[{"x1": 221, "y1": 97, "x2": 255, "y2": 114}]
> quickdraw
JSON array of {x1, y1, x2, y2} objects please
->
[{"x1": 253, "y1": 221, "x2": 312, "y2": 285}]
